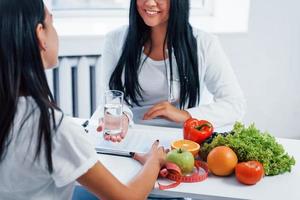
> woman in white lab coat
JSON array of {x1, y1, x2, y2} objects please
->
[
  {"x1": 99, "y1": 0, "x2": 246, "y2": 137},
  {"x1": 0, "y1": 0, "x2": 166, "y2": 199}
]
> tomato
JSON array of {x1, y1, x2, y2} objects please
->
[
  {"x1": 235, "y1": 161, "x2": 264, "y2": 185},
  {"x1": 183, "y1": 118, "x2": 213, "y2": 144},
  {"x1": 207, "y1": 146, "x2": 238, "y2": 176}
]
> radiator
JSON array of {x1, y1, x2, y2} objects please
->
[{"x1": 45, "y1": 55, "x2": 102, "y2": 118}]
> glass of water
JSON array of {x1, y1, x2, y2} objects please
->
[{"x1": 103, "y1": 90, "x2": 124, "y2": 135}]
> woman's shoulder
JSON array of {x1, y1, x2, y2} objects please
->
[
  {"x1": 192, "y1": 27, "x2": 218, "y2": 47},
  {"x1": 105, "y1": 25, "x2": 129, "y2": 43},
  {"x1": 55, "y1": 114, "x2": 83, "y2": 135}
]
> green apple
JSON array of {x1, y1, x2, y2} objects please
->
[{"x1": 166, "y1": 148, "x2": 195, "y2": 174}]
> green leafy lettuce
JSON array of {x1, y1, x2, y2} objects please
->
[{"x1": 200, "y1": 122, "x2": 296, "y2": 176}]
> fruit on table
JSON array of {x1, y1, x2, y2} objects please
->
[
  {"x1": 171, "y1": 139, "x2": 200, "y2": 157},
  {"x1": 166, "y1": 148, "x2": 195, "y2": 174},
  {"x1": 235, "y1": 161, "x2": 264, "y2": 185},
  {"x1": 207, "y1": 146, "x2": 238, "y2": 176},
  {"x1": 183, "y1": 118, "x2": 213, "y2": 144}
]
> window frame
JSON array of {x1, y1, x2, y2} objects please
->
[{"x1": 53, "y1": 0, "x2": 251, "y2": 56}]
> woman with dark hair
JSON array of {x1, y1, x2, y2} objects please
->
[
  {"x1": 97, "y1": 0, "x2": 246, "y2": 139},
  {"x1": 0, "y1": 0, "x2": 166, "y2": 199}
]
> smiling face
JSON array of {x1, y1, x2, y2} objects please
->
[{"x1": 136, "y1": 0, "x2": 170, "y2": 28}]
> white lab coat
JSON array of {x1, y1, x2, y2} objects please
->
[{"x1": 93, "y1": 26, "x2": 246, "y2": 129}]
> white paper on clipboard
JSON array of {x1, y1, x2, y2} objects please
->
[{"x1": 88, "y1": 123, "x2": 183, "y2": 156}]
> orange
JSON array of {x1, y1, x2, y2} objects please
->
[
  {"x1": 207, "y1": 146, "x2": 238, "y2": 176},
  {"x1": 171, "y1": 139, "x2": 200, "y2": 157}
]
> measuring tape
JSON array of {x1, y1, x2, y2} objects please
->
[{"x1": 158, "y1": 160, "x2": 209, "y2": 190}]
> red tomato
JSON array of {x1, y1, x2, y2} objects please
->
[{"x1": 235, "y1": 161, "x2": 264, "y2": 185}]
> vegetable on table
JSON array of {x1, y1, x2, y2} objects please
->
[
  {"x1": 183, "y1": 118, "x2": 213, "y2": 144},
  {"x1": 200, "y1": 122, "x2": 296, "y2": 176},
  {"x1": 235, "y1": 161, "x2": 264, "y2": 185}
]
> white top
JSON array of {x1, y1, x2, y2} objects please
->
[
  {"x1": 137, "y1": 53, "x2": 170, "y2": 106},
  {"x1": 98, "y1": 26, "x2": 246, "y2": 128},
  {"x1": 0, "y1": 97, "x2": 99, "y2": 200}
]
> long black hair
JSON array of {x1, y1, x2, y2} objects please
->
[
  {"x1": 109, "y1": 0, "x2": 200, "y2": 108},
  {"x1": 0, "y1": 0, "x2": 60, "y2": 173}
]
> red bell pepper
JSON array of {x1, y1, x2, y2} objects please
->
[{"x1": 183, "y1": 118, "x2": 214, "y2": 144}]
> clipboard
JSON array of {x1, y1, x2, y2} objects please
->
[{"x1": 87, "y1": 122, "x2": 183, "y2": 157}]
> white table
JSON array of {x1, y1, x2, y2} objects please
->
[{"x1": 95, "y1": 125, "x2": 300, "y2": 200}]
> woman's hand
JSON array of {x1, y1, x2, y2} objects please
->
[
  {"x1": 77, "y1": 140, "x2": 168, "y2": 200},
  {"x1": 96, "y1": 114, "x2": 129, "y2": 142},
  {"x1": 132, "y1": 140, "x2": 167, "y2": 168},
  {"x1": 143, "y1": 101, "x2": 191, "y2": 123}
]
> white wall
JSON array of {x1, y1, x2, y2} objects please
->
[{"x1": 218, "y1": 0, "x2": 300, "y2": 139}]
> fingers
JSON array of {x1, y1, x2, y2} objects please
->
[
  {"x1": 122, "y1": 113, "x2": 130, "y2": 123},
  {"x1": 152, "y1": 140, "x2": 166, "y2": 154},
  {"x1": 129, "y1": 152, "x2": 135, "y2": 158},
  {"x1": 104, "y1": 133, "x2": 123, "y2": 143},
  {"x1": 143, "y1": 102, "x2": 167, "y2": 120},
  {"x1": 96, "y1": 124, "x2": 103, "y2": 132},
  {"x1": 104, "y1": 133, "x2": 111, "y2": 140},
  {"x1": 115, "y1": 135, "x2": 122, "y2": 142},
  {"x1": 120, "y1": 130, "x2": 126, "y2": 139},
  {"x1": 131, "y1": 152, "x2": 138, "y2": 160},
  {"x1": 132, "y1": 152, "x2": 146, "y2": 165},
  {"x1": 107, "y1": 135, "x2": 122, "y2": 143},
  {"x1": 165, "y1": 148, "x2": 170, "y2": 154},
  {"x1": 96, "y1": 119, "x2": 104, "y2": 132},
  {"x1": 96, "y1": 126, "x2": 102, "y2": 132},
  {"x1": 144, "y1": 106, "x2": 186, "y2": 123},
  {"x1": 110, "y1": 121, "x2": 127, "y2": 142},
  {"x1": 121, "y1": 117, "x2": 129, "y2": 138},
  {"x1": 151, "y1": 139, "x2": 160, "y2": 150},
  {"x1": 144, "y1": 108, "x2": 166, "y2": 120},
  {"x1": 132, "y1": 141, "x2": 168, "y2": 166},
  {"x1": 103, "y1": 115, "x2": 128, "y2": 142},
  {"x1": 158, "y1": 146, "x2": 165, "y2": 153}
]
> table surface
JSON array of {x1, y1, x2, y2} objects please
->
[{"x1": 94, "y1": 124, "x2": 300, "y2": 200}]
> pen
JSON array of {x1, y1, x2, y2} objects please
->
[
  {"x1": 96, "y1": 151, "x2": 132, "y2": 158},
  {"x1": 95, "y1": 147, "x2": 134, "y2": 158}
]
